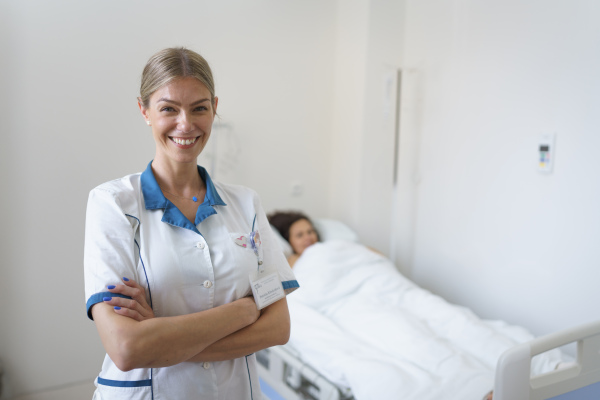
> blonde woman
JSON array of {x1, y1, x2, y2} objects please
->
[{"x1": 84, "y1": 47, "x2": 298, "y2": 399}]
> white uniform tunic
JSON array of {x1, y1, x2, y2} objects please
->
[{"x1": 84, "y1": 162, "x2": 298, "y2": 400}]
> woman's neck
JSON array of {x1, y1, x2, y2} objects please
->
[{"x1": 151, "y1": 157, "x2": 204, "y2": 196}]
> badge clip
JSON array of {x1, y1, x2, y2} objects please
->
[{"x1": 247, "y1": 215, "x2": 284, "y2": 309}]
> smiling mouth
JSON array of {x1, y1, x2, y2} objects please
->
[{"x1": 170, "y1": 137, "x2": 199, "y2": 146}]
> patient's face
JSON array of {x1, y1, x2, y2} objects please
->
[{"x1": 288, "y1": 219, "x2": 318, "y2": 255}]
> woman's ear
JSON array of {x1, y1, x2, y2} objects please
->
[
  {"x1": 138, "y1": 97, "x2": 151, "y2": 125},
  {"x1": 213, "y1": 96, "x2": 219, "y2": 116}
]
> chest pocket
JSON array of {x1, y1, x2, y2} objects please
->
[{"x1": 226, "y1": 232, "x2": 262, "y2": 299}]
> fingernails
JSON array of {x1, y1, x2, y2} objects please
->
[
  {"x1": 122, "y1": 277, "x2": 130, "y2": 282},
  {"x1": 107, "y1": 285, "x2": 116, "y2": 289},
  {"x1": 114, "y1": 306, "x2": 121, "y2": 310},
  {"x1": 103, "y1": 297, "x2": 111, "y2": 302}
]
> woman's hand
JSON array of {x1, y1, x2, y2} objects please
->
[
  {"x1": 235, "y1": 296, "x2": 261, "y2": 326},
  {"x1": 103, "y1": 277, "x2": 155, "y2": 321}
]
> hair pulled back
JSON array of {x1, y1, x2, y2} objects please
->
[{"x1": 140, "y1": 47, "x2": 215, "y2": 107}]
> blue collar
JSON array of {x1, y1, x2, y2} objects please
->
[{"x1": 141, "y1": 161, "x2": 226, "y2": 234}]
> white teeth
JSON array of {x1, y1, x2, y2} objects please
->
[{"x1": 172, "y1": 137, "x2": 197, "y2": 145}]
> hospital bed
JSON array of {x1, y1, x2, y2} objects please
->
[
  {"x1": 259, "y1": 319, "x2": 600, "y2": 400},
  {"x1": 260, "y1": 218, "x2": 600, "y2": 399}
]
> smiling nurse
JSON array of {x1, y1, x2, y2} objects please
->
[{"x1": 84, "y1": 47, "x2": 299, "y2": 400}]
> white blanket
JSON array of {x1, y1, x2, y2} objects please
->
[{"x1": 287, "y1": 241, "x2": 562, "y2": 400}]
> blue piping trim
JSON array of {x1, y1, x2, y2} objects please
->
[
  {"x1": 125, "y1": 213, "x2": 139, "y2": 223},
  {"x1": 124, "y1": 214, "x2": 154, "y2": 398},
  {"x1": 86, "y1": 292, "x2": 132, "y2": 320},
  {"x1": 245, "y1": 354, "x2": 254, "y2": 400},
  {"x1": 125, "y1": 214, "x2": 153, "y2": 309},
  {"x1": 134, "y1": 239, "x2": 153, "y2": 309},
  {"x1": 97, "y1": 377, "x2": 152, "y2": 387},
  {"x1": 282, "y1": 280, "x2": 300, "y2": 291}
]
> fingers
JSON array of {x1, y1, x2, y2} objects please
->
[
  {"x1": 103, "y1": 297, "x2": 146, "y2": 321},
  {"x1": 102, "y1": 295, "x2": 149, "y2": 321},
  {"x1": 108, "y1": 278, "x2": 145, "y2": 302},
  {"x1": 105, "y1": 277, "x2": 155, "y2": 320}
]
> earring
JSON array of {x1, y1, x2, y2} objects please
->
[{"x1": 146, "y1": 120, "x2": 151, "y2": 126}]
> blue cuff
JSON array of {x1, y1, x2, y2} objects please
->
[
  {"x1": 282, "y1": 280, "x2": 299, "y2": 292},
  {"x1": 86, "y1": 292, "x2": 132, "y2": 320}
]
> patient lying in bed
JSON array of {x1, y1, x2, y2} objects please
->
[
  {"x1": 268, "y1": 211, "x2": 320, "y2": 267},
  {"x1": 269, "y1": 211, "x2": 381, "y2": 267},
  {"x1": 268, "y1": 211, "x2": 565, "y2": 400}
]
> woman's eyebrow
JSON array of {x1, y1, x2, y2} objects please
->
[
  {"x1": 156, "y1": 98, "x2": 211, "y2": 106},
  {"x1": 191, "y1": 99, "x2": 211, "y2": 106}
]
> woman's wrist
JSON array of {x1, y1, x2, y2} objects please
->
[{"x1": 234, "y1": 297, "x2": 260, "y2": 326}]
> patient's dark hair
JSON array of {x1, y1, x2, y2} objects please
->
[{"x1": 267, "y1": 211, "x2": 320, "y2": 243}]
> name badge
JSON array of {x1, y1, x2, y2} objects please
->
[{"x1": 249, "y1": 272, "x2": 285, "y2": 310}]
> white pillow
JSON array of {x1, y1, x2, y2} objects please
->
[
  {"x1": 312, "y1": 218, "x2": 359, "y2": 243},
  {"x1": 271, "y1": 225, "x2": 293, "y2": 258}
]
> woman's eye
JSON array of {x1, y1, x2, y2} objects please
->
[
  {"x1": 160, "y1": 106, "x2": 175, "y2": 112},
  {"x1": 194, "y1": 106, "x2": 208, "y2": 112}
]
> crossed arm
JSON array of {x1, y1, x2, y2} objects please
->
[{"x1": 91, "y1": 278, "x2": 290, "y2": 371}]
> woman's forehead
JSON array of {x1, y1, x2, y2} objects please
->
[{"x1": 151, "y1": 77, "x2": 210, "y2": 103}]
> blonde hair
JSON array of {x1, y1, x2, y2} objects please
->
[{"x1": 139, "y1": 47, "x2": 215, "y2": 107}]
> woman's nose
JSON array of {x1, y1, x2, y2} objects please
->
[{"x1": 177, "y1": 112, "x2": 193, "y2": 133}]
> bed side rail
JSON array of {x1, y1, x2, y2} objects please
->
[
  {"x1": 494, "y1": 320, "x2": 600, "y2": 400},
  {"x1": 257, "y1": 346, "x2": 354, "y2": 400}
]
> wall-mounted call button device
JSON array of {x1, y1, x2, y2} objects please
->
[{"x1": 538, "y1": 133, "x2": 555, "y2": 173}]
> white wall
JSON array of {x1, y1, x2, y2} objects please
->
[
  {"x1": 0, "y1": 1, "x2": 336, "y2": 397},
  {"x1": 328, "y1": 0, "x2": 406, "y2": 256},
  {"x1": 327, "y1": 0, "x2": 369, "y2": 228},
  {"x1": 356, "y1": 0, "x2": 406, "y2": 256},
  {"x1": 394, "y1": 0, "x2": 600, "y2": 337}
]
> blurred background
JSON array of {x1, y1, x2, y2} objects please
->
[{"x1": 0, "y1": 0, "x2": 598, "y2": 398}]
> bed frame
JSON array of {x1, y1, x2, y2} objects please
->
[
  {"x1": 259, "y1": 320, "x2": 600, "y2": 400},
  {"x1": 494, "y1": 320, "x2": 600, "y2": 400},
  {"x1": 257, "y1": 345, "x2": 354, "y2": 400}
]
